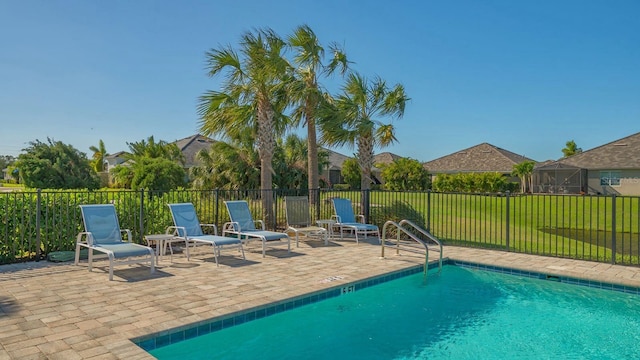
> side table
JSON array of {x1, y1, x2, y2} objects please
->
[
  {"x1": 145, "y1": 234, "x2": 180, "y2": 262},
  {"x1": 316, "y1": 219, "x2": 337, "y2": 242}
]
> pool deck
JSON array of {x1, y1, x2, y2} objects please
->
[{"x1": 2, "y1": 238, "x2": 640, "y2": 359}]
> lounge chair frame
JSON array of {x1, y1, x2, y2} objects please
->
[
  {"x1": 285, "y1": 196, "x2": 328, "y2": 246},
  {"x1": 331, "y1": 198, "x2": 380, "y2": 244},
  {"x1": 223, "y1": 200, "x2": 291, "y2": 257},
  {"x1": 75, "y1": 204, "x2": 155, "y2": 281},
  {"x1": 167, "y1": 203, "x2": 245, "y2": 266}
]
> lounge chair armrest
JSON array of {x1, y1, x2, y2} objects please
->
[
  {"x1": 357, "y1": 214, "x2": 366, "y2": 223},
  {"x1": 76, "y1": 231, "x2": 93, "y2": 246},
  {"x1": 223, "y1": 221, "x2": 240, "y2": 234},
  {"x1": 200, "y1": 223, "x2": 218, "y2": 236},
  {"x1": 120, "y1": 229, "x2": 133, "y2": 242},
  {"x1": 255, "y1": 220, "x2": 265, "y2": 230},
  {"x1": 166, "y1": 226, "x2": 187, "y2": 237},
  {"x1": 331, "y1": 215, "x2": 342, "y2": 223}
]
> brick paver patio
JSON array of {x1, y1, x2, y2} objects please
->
[{"x1": 2, "y1": 238, "x2": 640, "y2": 359}]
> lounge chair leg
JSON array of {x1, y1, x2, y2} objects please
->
[
  {"x1": 149, "y1": 249, "x2": 155, "y2": 274},
  {"x1": 108, "y1": 253, "x2": 115, "y2": 281}
]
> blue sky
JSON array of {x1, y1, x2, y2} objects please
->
[{"x1": 1, "y1": 0, "x2": 639, "y2": 163}]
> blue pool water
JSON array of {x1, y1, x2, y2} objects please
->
[{"x1": 147, "y1": 266, "x2": 640, "y2": 359}]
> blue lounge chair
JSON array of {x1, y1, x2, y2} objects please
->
[
  {"x1": 285, "y1": 196, "x2": 327, "y2": 246},
  {"x1": 223, "y1": 200, "x2": 290, "y2": 257},
  {"x1": 331, "y1": 198, "x2": 380, "y2": 243},
  {"x1": 167, "y1": 203, "x2": 245, "y2": 266},
  {"x1": 75, "y1": 204, "x2": 155, "y2": 281}
]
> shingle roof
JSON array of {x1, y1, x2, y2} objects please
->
[
  {"x1": 548, "y1": 132, "x2": 640, "y2": 170},
  {"x1": 423, "y1": 143, "x2": 536, "y2": 174},
  {"x1": 373, "y1": 152, "x2": 403, "y2": 165},
  {"x1": 173, "y1": 134, "x2": 217, "y2": 168},
  {"x1": 322, "y1": 148, "x2": 351, "y2": 170}
]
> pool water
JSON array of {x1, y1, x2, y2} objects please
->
[{"x1": 149, "y1": 266, "x2": 640, "y2": 359}]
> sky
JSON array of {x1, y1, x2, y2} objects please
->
[{"x1": 1, "y1": 0, "x2": 639, "y2": 163}]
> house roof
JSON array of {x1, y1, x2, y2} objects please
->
[
  {"x1": 423, "y1": 143, "x2": 536, "y2": 174},
  {"x1": 322, "y1": 148, "x2": 351, "y2": 171},
  {"x1": 104, "y1": 151, "x2": 129, "y2": 160},
  {"x1": 373, "y1": 152, "x2": 403, "y2": 165},
  {"x1": 547, "y1": 132, "x2": 640, "y2": 170},
  {"x1": 173, "y1": 134, "x2": 217, "y2": 168}
]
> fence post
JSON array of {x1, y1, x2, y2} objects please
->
[
  {"x1": 214, "y1": 189, "x2": 220, "y2": 229},
  {"x1": 611, "y1": 194, "x2": 617, "y2": 264},
  {"x1": 426, "y1": 190, "x2": 431, "y2": 232},
  {"x1": 139, "y1": 189, "x2": 145, "y2": 241},
  {"x1": 362, "y1": 189, "x2": 370, "y2": 223},
  {"x1": 505, "y1": 190, "x2": 510, "y2": 251},
  {"x1": 36, "y1": 189, "x2": 41, "y2": 261},
  {"x1": 314, "y1": 188, "x2": 321, "y2": 220}
]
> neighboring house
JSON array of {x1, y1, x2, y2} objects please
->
[
  {"x1": 173, "y1": 134, "x2": 218, "y2": 170},
  {"x1": 373, "y1": 152, "x2": 403, "y2": 166},
  {"x1": 104, "y1": 151, "x2": 129, "y2": 173},
  {"x1": 321, "y1": 148, "x2": 351, "y2": 186},
  {"x1": 2, "y1": 168, "x2": 9, "y2": 181},
  {"x1": 422, "y1": 143, "x2": 536, "y2": 182},
  {"x1": 534, "y1": 132, "x2": 640, "y2": 195}
]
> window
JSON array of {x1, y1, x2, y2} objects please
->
[{"x1": 600, "y1": 171, "x2": 621, "y2": 186}]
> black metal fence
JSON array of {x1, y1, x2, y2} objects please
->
[{"x1": 1, "y1": 189, "x2": 639, "y2": 266}]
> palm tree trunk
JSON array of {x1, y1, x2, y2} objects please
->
[
  {"x1": 257, "y1": 98, "x2": 275, "y2": 228},
  {"x1": 306, "y1": 104, "x2": 320, "y2": 207}
]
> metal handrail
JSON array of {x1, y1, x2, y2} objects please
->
[
  {"x1": 381, "y1": 220, "x2": 443, "y2": 278},
  {"x1": 398, "y1": 219, "x2": 443, "y2": 273}
]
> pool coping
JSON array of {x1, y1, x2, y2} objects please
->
[{"x1": 134, "y1": 258, "x2": 640, "y2": 353}]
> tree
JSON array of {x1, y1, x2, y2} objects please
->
[
  {"x1": 512, "y1": 161, "x2": 536, "y2": 193},
  {"x1": 129, "y1": 157, "x2": 187, "y2": 193},
  {"x1": 125, "y1": 136, "x2": 184, "y2": 164},
  {"x1": 287, "y1": 24, "x2": 349, "y2": 204},
  {"x1": 190, "y1": 132, "x2": 260, "y2": 190},
  {"x1": 198, "y1": 28, "x2": 291, "y2": 225},
  {"x1": 14, "y1": 138, "x2": 100, "y2": 189},
  {"x1": 89, "y1": 139, "x2": 108, "y2": 172},
  {"x1": 0, "y1": 155, "x2": 16, "y2": 172},
  {"x1": 320, "y1": 72, "x2": 409, "y2": 194},
  {"x1": 110, "y1": 136, "x2": 186, "y2": 190},
  {"x1": 562, "y1": 140, "x2": 582, "y2": 158},
  {"x1": 341, "y1": 158, "x2": 361, "y2": 189},
  {"x1": 381, "y1": 158, "x2": 430, "y2": 190}
]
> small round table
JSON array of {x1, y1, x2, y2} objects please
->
[
  {"x1": 144, "y1": 234, "x2": 178, "y2": 262},
  {"x1": 316, "y1": 219, "x2": 337, "y2": 241}
]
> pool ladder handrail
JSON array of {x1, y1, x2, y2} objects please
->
[{"x1": 381, "y1": 220, "x2": 443, "y2": 277}]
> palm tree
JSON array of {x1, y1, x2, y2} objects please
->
[
  {"x1": 287, "y1": 25, "x2": 349, "y2": 204},
  {"x1": 190, "y1": 132, "x2": 260, "y2": 191},
  {"x1": 320, "y1": 72, "x2": 409, "y2": 192},
  {"x1": 126, "y1": 135, "x2": 184, "y2": 164},
  {"x1": 89, "y1": 139, "x2": 108, "y2": 172},
  {"x1": 562, "y1": 140, "x2": 582, "y2": 158},
  {"x1": 198, "y1": 28, "x2": 291, "y2": 225},
  {"x1": 512, "y1": 161, "x2": 536, "y2": 193}
]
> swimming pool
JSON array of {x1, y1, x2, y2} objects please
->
[{"x1": 139, "y1": 263, "x2": 640, "y2": 359}]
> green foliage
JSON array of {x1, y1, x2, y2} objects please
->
[
  {"x1": 370, "y1": 200, "x2": 426, "y2": 237},
  {"x1": 512, "y1": 160, "x2": 536, "y2": 193},
  {"x1": 130, "y1": 158, "x2": 187, "y2": 193},
  {"x1": 190, "y1": 137, "x2": 260, "y2": 190},
  {"x1": 15, "y1": 139, "x2": 100, "y2": 190},
  {"x1": 341, "y1": 158, "x2": 361, "y2": 189},
  {"x1": 333, "y1": 183, "x2": 351, "y2": 190},
  {"x1": 381, "y1": 158, "x2": 430, "y2": 190},
  {"x1": 562, "y1": 140, "x2": 582, "y2": 158},
  {"x1": 89, "y1": 139, "x2": 108, "y2": 172},
  {"x1": 0, "y1": 155, "x2": 16, "y2": 171},
  {"x1": 432, "y1": 172, "x2": 516, "y2": 193}
]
